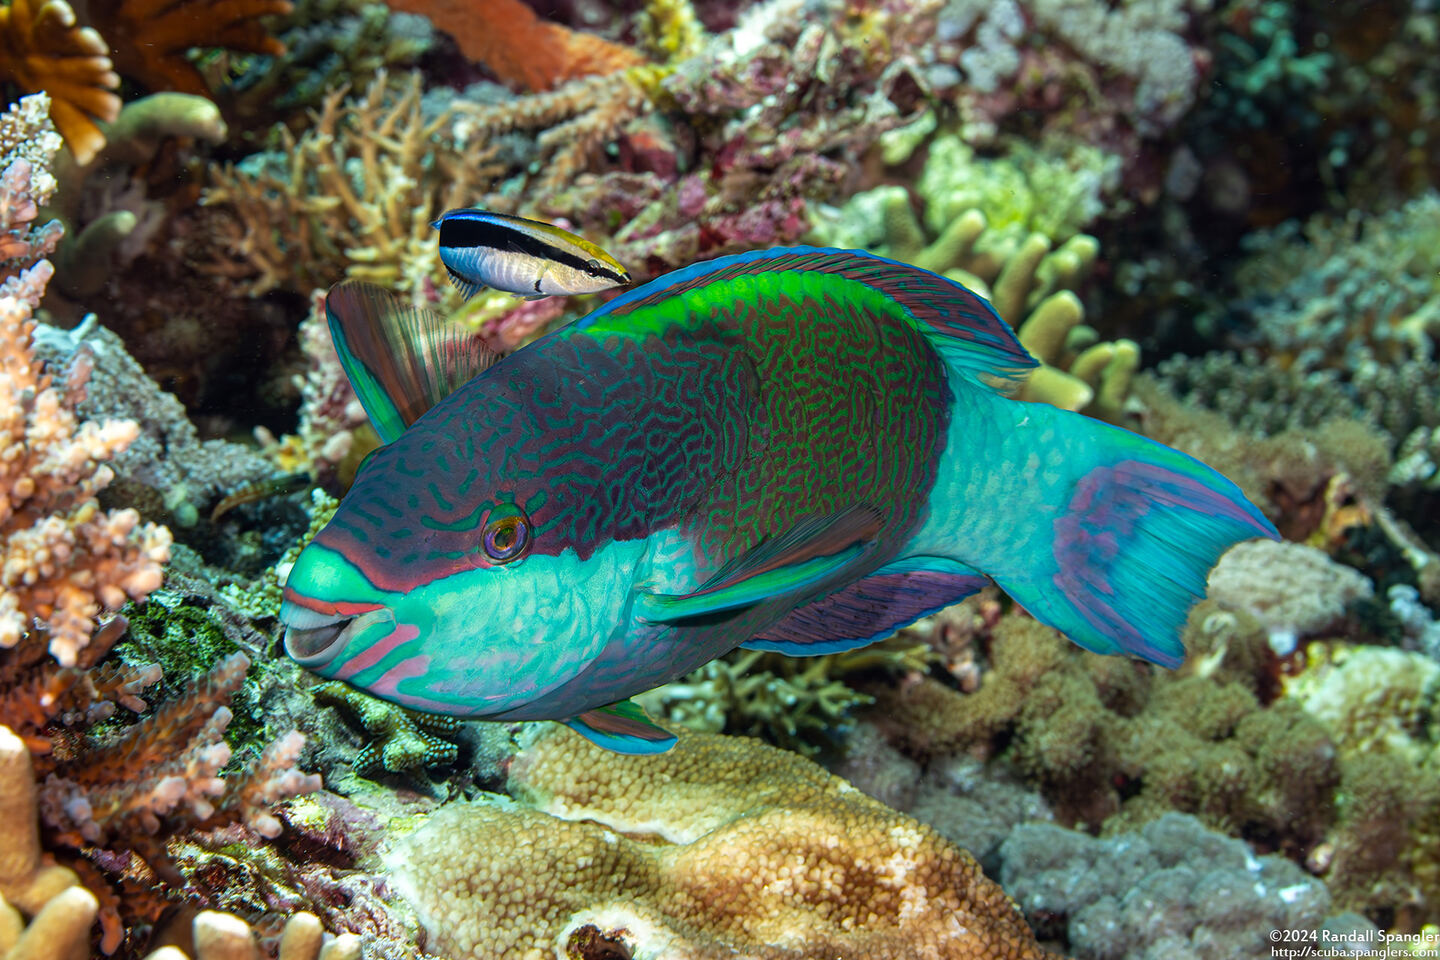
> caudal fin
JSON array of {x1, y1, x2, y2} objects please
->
[{"x1": 995, "y1": 415, "x2": 1279, "y2": 668}]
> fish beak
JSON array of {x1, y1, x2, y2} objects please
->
[
  {"x1": 429, "y1": 217, "x2": 442, "y2": 230},
  {"x1": 280, "y1": 602, "x2": 389, "y2": 669}
]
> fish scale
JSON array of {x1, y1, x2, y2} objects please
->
[{"x1": 282, "y1": 247, "x2": 1279, "y2": 752}]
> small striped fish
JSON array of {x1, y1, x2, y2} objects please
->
[{"x1": 431, "y1": 209, "x2": 630, "y2": 301}]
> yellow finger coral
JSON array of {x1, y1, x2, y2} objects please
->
[{"x1": 388, "y1": 727, "x2": 1060, "y2": 960}]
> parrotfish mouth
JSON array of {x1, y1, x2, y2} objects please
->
[{"x1": 280, "y1": 603, "x2": 391, "y2": 669}]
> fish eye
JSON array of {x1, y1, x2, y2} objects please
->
[
  {"x1": 482, "y1": 511, "x2": 530, "y2": 563},
  {"x1": 586, "y1": 258, "x2": 602, "y2": 273}
]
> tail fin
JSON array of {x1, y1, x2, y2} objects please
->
[{"x1": 995, "y1": 414, "x2": 1279, "y2": 668}]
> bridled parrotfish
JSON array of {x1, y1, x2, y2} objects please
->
[
  {"x1": 279, "y1": 247, "x2": 1278, "y2": 754},
  {"x1": 431, "y1": 208, "x2": 630, "y2": 301}
]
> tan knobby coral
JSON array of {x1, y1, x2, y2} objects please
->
[
  {"x1": 388, "y1": 726, "x2": 1059, "y2": 960},
  {"x1": 1, "y1": 267, "x2": 172, "y2": 667}
]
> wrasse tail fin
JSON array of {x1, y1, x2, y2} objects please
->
[
  {"x1": 743, "y1": 557, "x2": 991, "y2": 656},
  {"x1": 565, "y1": 699, "x2": 676, "y2": 754},
  {"x1": 997, "y1": 418, "x2": 1279, "y2": 668},
  {"x1": 325, "y1": 280, "x2": 501, "y2": 443},
  {"x1": 635, "y1": 504, "x2": 883, "y2": 622}
]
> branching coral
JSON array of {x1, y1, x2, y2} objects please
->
[
  {"x1": 0, "y1": 94, "x2": 63, "y2": 298},
  {"x1": 2, "y1": 725, "x2": 345, "y2": 960},
  {"x1": 1231, "y1": 190, "x2": 1440, "y2": 370},
  {"x1": 1, "y1": 264, "x2": 172, "y2": 667},
  {"x1": 0, "y1": 0, "x2": 120, "y2": 164},
  {"x1": 203, "y1": 70, "x2": 500, "y2": 300},
  {"x1": 388, "y1": 726, "x2": 1061, "y2": 959}
]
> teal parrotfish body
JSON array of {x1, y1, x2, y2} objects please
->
[
  {"x1": 431, "y1": 208, "x2": 630, "y2": 301},
  {"x1": 279, "y1": 247, "x2": 1278, "y2": 754}
]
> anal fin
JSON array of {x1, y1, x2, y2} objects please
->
[
  {"x1": 564, "y1": 699, "x2": 676, "y2": 754},
  {"x1": 742, "y1": 556, "x2": 991, "y2": 656}
]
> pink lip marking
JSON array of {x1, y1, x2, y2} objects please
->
[
  {"x1": 369, "y1": 654, "x2": 431, "y2": 700},
  {"x1": 334, "y1": 622, "x2": 420, "y2": 681}
]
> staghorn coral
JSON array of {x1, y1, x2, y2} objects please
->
[
  {"x1": 203, "y1": 71, "x2": 500, "y2": 301},
  {"x1": 0, "y1": 0, "x2": 120, "y2": 164},
  {"x1": 1, "y1": 264, "x2": 172, "y2": 668},
  {"x1": 388, "y1": 725, "x2": 1061, "y2": 959},
  {"x1": 384, "y1": 0, "x2": 645, "y2": 92}
]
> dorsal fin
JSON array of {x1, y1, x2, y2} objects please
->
[
  {"x1": 325, "y1": 280, "x2": 500, "y2": 443},
  {"x1": 582, "y1": 246, "x2": 1037, "y2": 393}
]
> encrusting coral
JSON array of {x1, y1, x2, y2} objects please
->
[
  {"x1": 388, "y1": 725, "x2": 1061, "y2": 959},
  {"x1": 313, "y1": 681, "x2": 461, "y2": 778}
]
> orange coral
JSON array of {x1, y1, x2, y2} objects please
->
[
  {"x1": 86, "y1": 0, "x2": 293, "y2": 97},
  {"x1": 384, "y1": 0, "x2": 645, "y2": 92},
  {"x1": 0, "y1": 0, "x2": 120, "y2": 164}
]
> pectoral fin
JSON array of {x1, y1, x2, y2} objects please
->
[
  {"x1": 564, "y1": 699, "x2": 677, "y2": 754},
  {"x1": 635, "y1": 505, "x2": 883, "y2": 623}
]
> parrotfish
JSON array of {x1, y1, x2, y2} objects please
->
[
  {"x1": 431, "y1": 208, "x2": 630, "y2": 301},
  {"x1": 280, "y1": 248, "x2": 1278, "y2": 754}
]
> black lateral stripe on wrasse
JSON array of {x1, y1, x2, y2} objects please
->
[
  {"x1": 211, "y1": 473, "x2": 313, "y2": 523},
  {"x1": 440, "y1": 217, "x2": 626, "y2": 284}
]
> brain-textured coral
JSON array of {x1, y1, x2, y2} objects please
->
[
  {"x1": 0, "y1": 0, "x2": 120, "y2": 164},
  {"x1": 1, "y1": 266, "x2": 172, "y2": 668},
  {"x1": 389, "y1": 726, "x2": 1061, "y2": 960}
]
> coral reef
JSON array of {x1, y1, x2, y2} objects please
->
[
  {"x1": 808, "y1": 143, "x2": 1136, "y2": 419},
  {"x1": 636, "y1": 635, "x2": 933, "y2": 756},
  {"x1": 1, "y1": 262, "x2": 172, "y2": 667},
  {"x1": 204, "y1": 71, "x2": 499, "y2": 302},
  {"x1": 1230, "y1": 191, "x2": 1440, "y2": 371},
  {"x1": 0, "y1": 94, "x2": 63, "y2": 298},
  {"x1": 0, "y1": 0, "x2": 120, "y2": 163},
  {"x1": 998, "y1": 813, "x2": 1373, "y2": 960},
  {"x1": 313, "y1": 681, "x2": 462, "y2": 778},
  {"x1": 388, "y1": 725, "x2": 1062, "y2": 959},
  {"x1": 385, "y1": 0, "x2": 645, "y2": 92}
]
